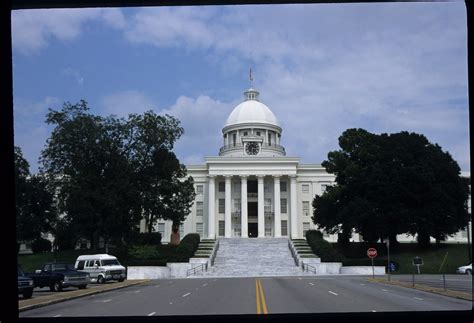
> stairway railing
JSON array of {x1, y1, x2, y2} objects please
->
[
  {"x1": 288, "y1": 239, "x2": 299, "y2": 266},
  {"x1": 302, "y1": 263, "x2": 317, "y2": 274},
  {"x1": 210, "y1": 239, "x2": 220, "y2": 266},
  {"x1": 186, "y1": 263, "x2": 208, "y2": 277}
]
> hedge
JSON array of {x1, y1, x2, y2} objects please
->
[
  {"x1": 31, "y1": 238, "x2": 52, "y2": 253},
  {"x1": 305, "y1": 230, "x2": 346, "y2": 262}
]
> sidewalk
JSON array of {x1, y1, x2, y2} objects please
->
[
  {"x1": 367, "y1": 277, "x2": 472, "y2": 301},
  {"x1": 18, "y1": 279, "x2": 150, "y2": 312}
]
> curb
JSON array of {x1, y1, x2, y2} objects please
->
[
  {"x1": 19, "y1": 280, "x2": 150, "y2": 312},
  {"x1": 367, "y1": 278, "x2": 472, "y2": 301}
]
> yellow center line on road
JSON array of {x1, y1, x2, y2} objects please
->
[{"x1": 255, "y1": 278, "x2": 268, "y2": 314}]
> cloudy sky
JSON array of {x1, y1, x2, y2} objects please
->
[{"x1": 12, "y1": 2, "x2": 469, "y2": 174}]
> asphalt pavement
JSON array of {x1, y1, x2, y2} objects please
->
[
  {"x1": 387, "y1": 274, "x2": 472, "y2": 294},
  {"x1": 19, "y1": 276, "x2": 472, "y2": 317}
]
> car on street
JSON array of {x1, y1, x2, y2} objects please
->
[
  {"x1": 456, "y1": 263, "x2": 472, "y2": 275},
  {"x1": 18, "y1": 266, "x2": 34, "y2": 299},
  {"x1": 75, "y1": 254, "x2": 126, "y2": 284},
  {"x1": 26, "y1": 262, "x2": 90, "y2": 291}
]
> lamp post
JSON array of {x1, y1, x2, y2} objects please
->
[{"x1": 386, "y1": 238, "x2": 390, "y2": 282}]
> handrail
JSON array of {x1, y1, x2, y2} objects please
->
[
  {"x1": 303, "y1": 263, "x2": 317, "y2": 274},
  {"x1": 186, "y1": 263, "x2": 208, "y2": 277},
  {"x1": 288, "y1": 240, "x2": 299, "y2": 266},
  {"x1": 211, "y1": 239, "x2": 219, "y2": 266}
]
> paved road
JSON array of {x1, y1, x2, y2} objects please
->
[
  {"x1": 20, "y1": 276, "x2": 471, "y2": 317},
  {"x1": 387, "y1": 275, "x2": 472, "y2": 294}
]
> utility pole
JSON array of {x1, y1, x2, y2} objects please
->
[{"x1": 386, "y1": 238, "x2": 390, "y2": 281}]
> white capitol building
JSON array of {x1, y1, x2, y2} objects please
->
[{"x1": 148, "y1": 87, "x2": 471, "y2": 244}]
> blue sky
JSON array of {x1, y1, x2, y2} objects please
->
[{"x1": 12, "y1": 2, "x2": 469, "y2": 174}]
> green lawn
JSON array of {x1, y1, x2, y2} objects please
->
[
  {"x1": 334, "y1": 242, "x2": 471, "y2": 274},
  {"x1": 18, "y1": 244, "x2": 181, "y2": 273}
]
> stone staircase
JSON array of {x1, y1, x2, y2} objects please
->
[{"x1": 192, "y1": 238, "x2": 312, "y2": 278}]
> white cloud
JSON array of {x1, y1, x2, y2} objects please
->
[
  {"x1": 99, "y1": 90, "x2": 156, "y2": 117},
  {"x1": 13, "y1": 96, "x2": 61, "y2": 173},
  {"x1": 62, "y1": 67, "x2": 84, "y2": 86},
  {"x1": 12, "y1": 8, "x2": 126, "y2": 54},
  {"x1": 160, "y1": 95, "x2": 233, "y2": 163}
]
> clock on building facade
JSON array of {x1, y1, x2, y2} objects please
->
[{"x1": 245, "y1": 142, "x2": 260, "y2": 155}]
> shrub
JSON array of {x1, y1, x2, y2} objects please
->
[
  {"x1": 175, "y1": 233, "x2": 200, "y2": 259},
  {"x1": 31, "y1": 238, "x2": 52, "y2": 253},
  {"x1": 125, "y1": 232, "x2": 162, "y2": 246},
  {"x1": 305, "y1": 230, "x2": 345, "y2": 262},
  {"x1": 128, "y1": 245, "x2": 160, "y2": 259}
]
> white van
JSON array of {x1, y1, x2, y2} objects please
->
[{"x1": 75, "y1": 254, "x2": 126, "y2": 284}]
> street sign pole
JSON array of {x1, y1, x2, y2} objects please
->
[
  {"x1": 386, "y1": 239, "x2": 390, "y2": 282},
  {"x1": 371, "y1": 258, "x2": 374, "y2": 279}
]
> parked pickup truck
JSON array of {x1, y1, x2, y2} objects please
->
[
  {"x1": 26, "y1": 262, "x2": 90, "y2": 292},
  {"x1": 18, "y1": 266, "x2": 34, "y2": 299}
]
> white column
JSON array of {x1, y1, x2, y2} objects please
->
[
  {"x1": 290, "y1": 175, "x2": 298, "y2": 239},
  {"x1": 208, "y1": 175, "x2": 216, "y2": 239},
  {"x1": 241, "y1": 176, "x2": 248, "y2": 238},
  {"x1": 274, "y1": 176, "x2": 281, "y2": 237},
  {"x1": 258, "y1": 175, "x2": 265, "y2": 238},
  {"x1": 225, "y1": 176, "x2": 232, "y2": 238}
]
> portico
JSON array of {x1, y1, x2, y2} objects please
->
[{"x1": 206, "y1": 171, "x2": 297, "y2": 239}]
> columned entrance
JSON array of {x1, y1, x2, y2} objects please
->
[{"x1": 248, "y1": 223, "x2": 258, "y2": 237}]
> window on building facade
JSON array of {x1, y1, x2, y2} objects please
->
[
  {"x1": 321, "y1": 184, "x2": 328, "y2": 193},
  {"x1": 157, "y1": 223, "x2": 165, "y2": 236},
  {"x1": 244, "y1": 131, "x2": 248, "y2": 136},
  {"x1": 196, "y1": 185, "x2": 203, "y2": 195},
  {"x1": 281, "y1": 198, "x2": 287, "y2": 213},
  {"x1": 234, "y1": 198, "x2": 241, "y2": 213},
  {"x1": 265, "y1": 224, "x2": 272, "y2": 236},
  {"x1": 280, "y1": 181, "x2": 287, "y2": 192},
  {"x1": 264, "y1": 198, "x2": 272, "y2": 213},
  {"x1": 256, "y1": 131, "x2": 261, "y2": 136},
  {"x1": 233, "y1": 133, "x2": 236, "y2": 146},
  {"x1": 218, "y1": 199, "x2": 225, "y2": 214},
  {"x1": 268, "y1": 132, "x2": 272, "y2": 145},
  {"x1": 234, "y1": 182, "x2": 241, "y2": 193},
  {"x1": 302, "y1": 184, "x2": 309, "y2": 193},
  {"x1": 303, "y1": 222, "x2": 310, "y2": 236},
  {"x1": 264, "y1": 184, "x2": 270, "y2": 192},
  {"x1": 303, "y1": 201, "x2": 310, "y2": 216},
  {"x1": 179, "y1": 225, "x2": 184, "y2": 237},
  {"x1": 218, "y1": 182, "x2": 225, "y2": 192},
  {"x1": 281, "y1": 220, "x2": 288, "y2": 236},
  {"x1": 196, "y1": 222, "x2": 203, "y2": 236},
  {"x1": 218, "y1": 221, "x2": 225, "y2": 236},
  {"x1": 196, "y1": 201, "x2": 203, "y2": 217}
]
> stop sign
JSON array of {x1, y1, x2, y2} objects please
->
[{"x1": 367, "y1": 248, "x2": 377, "y2": 258}]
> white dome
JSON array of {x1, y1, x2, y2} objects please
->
[{"x1": 225, "y1": 89, "x2": 279, "y2": 127}]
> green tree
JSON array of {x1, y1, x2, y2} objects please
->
[
  {"x1": 313, "y1": 128, "x2": 470, "y2": 247},
  {"x1": 124, "y1": 111, "x2": 194, "y2": 237},
  {"x1": 40, "y1": 101, "x2": 141, "y2": 250},
  {"x1": 15, "y1": 146, "x2": 57, "y2": 246}
]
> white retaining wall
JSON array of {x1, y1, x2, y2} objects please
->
[
  {"x1": 167, "y1": 263, "x2": 192, "y2": 278},
  {"x1": 340, "y1": 266, "x2": 386, "y2": 275},
  {"x1": 127, "y1": 266, "x2": 170, "y2": 279}
]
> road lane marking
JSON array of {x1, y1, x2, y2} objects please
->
[
  {"x1": 155, "y1": 285, "x2": 160, "y2": 287},
  {"x1": 328, "y1": 291, "x2": 338, "y2": 296},
  {"x1": 382, "y1": 289, "x2": 388, "y2": 291},
  {"x1": 257, "y1": 279, "x2": 268, "y2": 314},
  {"x1": 255, "y1": 278, "x2": 268, "y2": 314},
  {"x1": 182, "y1": 292, "x2": 191, "y2": 298},
  {"x1": 147, "y1": 312, "x2": 156, "y2": 316},
  {"x1": 414, "y1": 297, "x2": 423, "y2": 301},
  {"x1": 360, "y1": 283, "x2": 365, "y2": 286},
  {"x1": 256, "y1": 279, "x2": 261, "y2": 314},
  {"x1": 309, "y1": 282, "x2": 314, "y2": 286},
  {"x1": 298, "y1": 278, "x2": 302, "y2": 280},
  {"x1": 103, "y1": 299, "x2": 112, "y2": 303},
  {"x1": 371, "y1": 310, "x2": 377, "y2": 312},
  {"x1": 202, "y1": 283, "x2": 208, "y2": 287},
  {"x1": 53, "y1": 315, "x2": 62, "y2": 317}
]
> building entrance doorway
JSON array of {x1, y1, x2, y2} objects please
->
[{"x1": 248, "y1": 223, "x2": 258, "y2": 238}]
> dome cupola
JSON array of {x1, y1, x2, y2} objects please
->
[{"x1": 220, "y1": 87, "x2": 285, "y2": 157}]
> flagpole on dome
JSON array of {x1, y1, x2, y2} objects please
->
[{"x1": 249, "y1": 67, "x2": 253, "y2": 88}]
